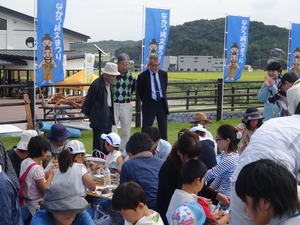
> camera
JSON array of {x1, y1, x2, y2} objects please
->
[{"x1": 268, "y1": 83, "x2": 286, "y2": 104}]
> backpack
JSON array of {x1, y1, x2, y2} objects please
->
[{"x1": 18, "y1": 162, "x2": 38, "y2": 206}]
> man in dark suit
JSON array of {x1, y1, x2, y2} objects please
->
[
  {"x1": 82, "y1": 62, "x2": 120, "y2": 155},
  {"x1": 137, "y1": 55, "x2": 169, "y2": 140}
]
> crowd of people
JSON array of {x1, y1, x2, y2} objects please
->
[{"x1": 1, "y1": 58, "x2": 300, "y2": 225}]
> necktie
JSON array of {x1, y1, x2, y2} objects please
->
[
  {"x1": 152, "y1": 73, "x2": 160, "y2": 100},
  {"x1": 106, "y1": 83, "x2": 111, "y2": 107}
]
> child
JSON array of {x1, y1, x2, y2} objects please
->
[
  {"x1": 205, "y1": 125, "x2": 240, "y2": 198},
  {"x1": 19, "y1": 136, "x2": 55, "y2": 215},
  {"x1": 101, "y1": 132, "x2": 121, "y2": 173},
  {"x1": 166, "y1": 159, "x2": 229, "y2": 225},
  {"x1": 172, "y1": 201, "x2": 206, "y2": 225},
  {"x1": 112, "y1": 181, "x2": 164, "y2": 225},
  {"x1": 236, "y1": 159, "x2": 300, "y2": 225},
  {"x1": 52, "y1": 140, "x2": 96, "y2": 197},
  {"x1": 236, "y1": 107, "x2": 264, "y2": 153},
  {"x1": 30, "y1": 182, "x2": 94, "y2": 225}
]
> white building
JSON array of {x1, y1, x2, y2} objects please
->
[
  {"x1": 212, "y1": 58, "x2": 225, "y2": 72},
  {"x1": 0, "y1": 6, "x2": 90, "y2": 85},
  {"x1": 177, "y1": 55, "x2": 213, "y2": 72}
]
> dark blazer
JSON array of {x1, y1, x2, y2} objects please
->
[
  {"x1": 81, "y1": 75, "x2": 115, "y2": 129},
  {"x1": 137, "y1": 69, "x2": 169, "y2": 114}
]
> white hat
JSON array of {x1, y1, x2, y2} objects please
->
[
  {"x1": 102, "y1": 62, "x2": 120, "y2": 76},
  {"x1": 17, "y1": 130, "x2": 38, "y2": 150},
  {"x1": 65, "y1": 140, "x2": 85, "y2": 154},
  {"x1": 190, "y1": 124, "x2": 207, "y2": 133},
  {"x1": 101, "y1": 132, "x2": 121, "y2": 148}
]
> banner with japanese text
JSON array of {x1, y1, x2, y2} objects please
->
[
  {"x1": 84, "y1": 53, "x2": 95, "y2": 83},
  {"x1": 37, "y1": 0, "x2": 66, "y2": 87},
  {"x1": 143, "y1": 7, "x2": 170, "y2": 71},
  {"x1": 224, "y1": 15, "x2": 250, "y2": 82},
  {"x1": 288, "y1": 23, "x2": 300, "y2": 77}
]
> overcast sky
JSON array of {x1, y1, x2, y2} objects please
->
[{"x1": 1, "y1": 0, "x2": 299, "y2": 42}]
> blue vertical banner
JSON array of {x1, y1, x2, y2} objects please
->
[
  {"x1": 224, "y1": 15, "x2": 250, "y2": 82},
  {"x1": 288, "y1": 23, "x2": 300, "y2": 77},
  {"x1": 37, "y1": 0, "x2": 66, "y2": 87},
  {"x1": 143, "y1": 7, "x2": 170, "y2": 71}
]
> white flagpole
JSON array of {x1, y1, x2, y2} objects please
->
[
  {"x1": 33, "y1": 0, "x2": 37, "y2": 128},
  {"x1": 221, "y1": 14, "x2": 228, "y2": 121},
  {"x1": 287, "y1": 22, "x2": 292, "y2": 71},
  {"x1": 141, "y1": 5, "x2": 145, "y2": 71}
]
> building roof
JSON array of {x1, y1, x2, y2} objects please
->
[
  {"x1": 0, "y1": 58, "x2": 27, "y2": 66},
  {"x1": 0, "y1": 50, "x2": 85, "y2": 65},
  {"x1": 0, "y1": 6, "x2": 90, "y2": 41}
]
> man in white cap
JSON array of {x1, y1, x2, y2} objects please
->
[
  {"x1": 7, "y1": 130, "x2": 38, "y2": 176},
  {"x1": 82, "y1": 62, "x2": 120, "y2": 156}
]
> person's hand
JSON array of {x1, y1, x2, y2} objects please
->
[
  {"x1": 199, "y1": 197, "x2": 212, "y2": 205},
  {"x1": 212, "y1": 208, "x2": 225, "y2": 220},
  {"x1": 236, "y1": 124, "x2": 245, "y2": 134},
  {"x1": 264, "y1": 76, "x2": 274, "y2": 87},
  {"x1": 269, "y1": 77, "x2": 274, "y2": 86},
  {"x1": 48, "y1": 164, "x2": 56, "y2": 178},
  {"x1": 264, "y1": 76, "x2": 270, "y2": 86},
  {"x1": 216, "y1": 193, "x2": 230, "y2": 205}
]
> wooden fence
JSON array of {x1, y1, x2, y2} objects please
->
[{"x1": 0, "y1": 79, "x2": 264, "y2": 127}]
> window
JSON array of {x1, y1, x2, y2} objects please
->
[
  {"x1": 194, "y1": 68, "x2": 198, "y2": 72},
  {"x1": 0, "y1": 18, "x2": 7, "y2": 30},
  {"x1": 25, "y1": 37, "x2": 35, "y2": 48},
  {"x1": 194, "y1": 57, "x2": 198, "y2": 59}
]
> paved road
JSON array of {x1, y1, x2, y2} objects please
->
[{"x1": 0, "y1": 98, "x2": 83, "y2": 130}]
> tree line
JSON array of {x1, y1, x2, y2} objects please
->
[{"x1": 71, "y1": 18, "x2": 289, "y2": 69}]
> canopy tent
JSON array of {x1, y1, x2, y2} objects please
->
[{"x1": 56, "y1": 70, "x2": 99, "y2": 90}]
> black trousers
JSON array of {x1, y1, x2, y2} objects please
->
[
  {"x1": 141, "y1": 98, "x2": 168, "y2": 140},
  {"x1": 92, "y1": 127, "x2": 109, "y2": 157}
]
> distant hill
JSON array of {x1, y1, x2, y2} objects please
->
[
  {"x1": 70, "y1": 40, "x2": 139, "y2": 55},
  {"x1": 70, "y1": 18, "x2": 289, "y2": 68}
]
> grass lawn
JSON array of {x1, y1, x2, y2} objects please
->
[
  {"x1": 0, "y1": 118, "x2": 241, "y2": 155},
  {"x1": 132, "y1": 70, "x2": 276, "y2": 82}
]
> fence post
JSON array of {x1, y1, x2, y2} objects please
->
[
  {"x1": 217, "y1": 78, "x2": 223, "y2": 120},
  {"x1": 27, "y1": 80, "x2": 35, "y2": 126},
  {"x1": 195, "y1": 90, "x2": 198, "y2": 104},
  {"x1": 231, "y1": 87, "x2": 235, "y2": 111},
  {"x1": 186, "y1": 89, "x2": 190, "y2": 110},
  {"x1": 247, "y1": 88, "x2": 250, "y2": 103},
  {"x1": 135, "y1": 96, "x2": 141, "y2": 128}
]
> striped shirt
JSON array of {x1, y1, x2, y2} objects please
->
[{"x1": 205, "y1": 151, "x2": 239, "y2": 196}]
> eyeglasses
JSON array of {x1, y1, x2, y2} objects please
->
[
  {"x1": 215, "y1": 138, "x2": 224, "y2": 142},
  {"x1": 149, "y1": 63, "x2": 160, "y2": 67}
]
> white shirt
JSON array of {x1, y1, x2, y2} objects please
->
[
  {"x1": 52, "y1": 163, "x2": 88, "y2": 197},
  {"x1": 205, "y1": 129, "x2": 214, "y2": 140},
  {"x1": 124, "y1": 210, "x2": 164, "y2": 225},
  {"x1": 229, "y1": 115, "x2": 300, "y2": 225},
  {"x1": 166, "y1": 189, "x2": 198, "y2": 225},
  {"x1": 287, "y1": 79, "x2": 300, "y2": 115},
  {"x1": 105, "y1": 150, "x2": 121, "y2": 169}
]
